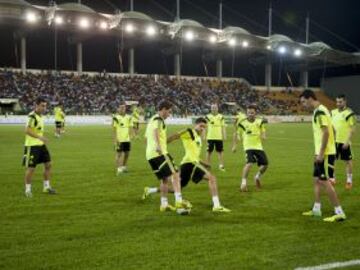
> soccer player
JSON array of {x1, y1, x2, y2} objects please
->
[
  {"x1": 165, "y1": 117, "x2": 230, "y2": 212},
  {"x1": 23, "y1": 97, "x2": 56, "y2": 197},
  {"x1": 131, "y1": 104, "x2": 141, "y2": 138},
  {"x1": 300, "y1": 89, "x2": 346, "y2": 222},
  {"x1": 54, "y1": 103, "x2": 65, "y2": 137},
  {"x1": 331, "y1": 94, "x2": 356, "y2": 189},
  {"x1": 205, "y1": 104, "x2": 226, "y2": 171},
  {"x1": 145, "y1": 100, "x2": 191, "y2": 214},
  {"x1": 112, "y1": 104, "x2": 133, "y2": 175},
  {"x1": 232, "y1": 104, "x2": 268, "y2": 191},
  {"x1": 232, "y1": 108, "x2": 247, "y2": 151}
]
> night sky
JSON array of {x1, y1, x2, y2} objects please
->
[{"x1": 0, "y1": 0, "x2": 359, "y2": 86}]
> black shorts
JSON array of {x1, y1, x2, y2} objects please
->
[
  {"x1": 116, "y1": 142, "x2": 131, "y2": 152},
  {"x1": 336, "y1": 143, "x2": 353, "y2": 161},
  {"x1": 180, "y1": 163, "x2": 208, "y2": 188},
  {"x1": 245, "y1": 150, "x2": 269, "y2": 166},
  {"x1": 22, "y1": 145, "x2": 51, "y2": 168},
  {"x1": 313, "y1": 155, "x2": 335, "y2": 181},
  {"x1": 55, "y1": 121, "x2": 64, "y2": 128},
  {"x1": 207, "y1": 140, "x2": 223, "y2": 153},
  {"x1": 133, "y1": 122, "x2": 139, "y2": 129},
  {"x1": 148, "y1": 154, "x2": 178, "y2": 180}
]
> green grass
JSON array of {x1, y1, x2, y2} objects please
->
[{"x1": 0, "y1": 123, "x2": 359, "y2": 270}]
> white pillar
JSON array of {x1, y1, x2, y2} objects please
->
[
  {"x1": 129, "y1": 48, "x2": 135, "y2": 75},
  {"x1": 21, "y1": 37, "x2": 26, "y2": 73},
  {"x1": 77, "y1": 42, "x2": 82, "y2": 74}
]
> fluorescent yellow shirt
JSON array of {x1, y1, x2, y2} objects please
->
[
  {"x1": 132, "y1": 107, "x2": 140, "y2": 123},
  {"x1": 237, "y1": 117, "x2": 265, "y2": 151},
  {"x1": 206, "y1": 113, "x2": 225, "y2": 140},
  {"x1": 235, "y1": 112, "x2": 246, "y2": 126},
  {"x1": 312, "y1": 104, "x2": 336, "y2": 155},
  {"x1": 25, "y1": 111, "x2": 45, "y2": 147},
  {"x1": 54, "y1": 107, "x2": 65, "y2": 122},
  {"x1": 180, "y1": 128, "x2": 202, "y2": 164},
  {"x1": 145, "y1": 114, "x2": 168, "y2": 160},
  {"x1": 331, "y1": 108, "x2": 356, "y2": 144},
  {"x1": 112, "y1": 114, "x2": 133, "y2": 142}
]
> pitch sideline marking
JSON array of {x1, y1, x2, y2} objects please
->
[{"x1": 295, "y1": 259, "x2": 360, "y2": 270}]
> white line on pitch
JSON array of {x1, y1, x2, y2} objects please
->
[{"x1": 295, "y1": 259, "x2": 360, "y2": 270}]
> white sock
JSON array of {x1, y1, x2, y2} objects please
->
[
  {"x1": 25, "y1": 184, "x2": 31, "y2": 192},
  {"x1": 313, "y1": 202, "x2": 321, "y2": 212},
  {"x1": 160, "y1": 197, "x2": 168, "y2": 207},
  {"x1": 219, "y1": 164, "x2": 224, "y2": 169},
  {"x1": 335, "y1": 206, "x2": 344, "y2": 215},
  {"x1": 43, "y1": 180, "x2": 50, "y2": 189},
  {"x1": 174, "y1": 192, "x2": 183, "y2": 203},
  {"x1": 255, "y1": 172, "x2": 261, "y2": 180},
  {"x1": 212, "y1": 196, "x2": 220, "y2": 208},
  {"x1": 241, "y1": 178, "x2": 247, "y2": 186},
  {"x1": 347, "y1": 174, "x2": 353, "y2": 183},
  {"x1": 149, "y1": 187, "x2": 158, "y2": 194}
]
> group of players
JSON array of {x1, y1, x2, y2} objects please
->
[{"x1": 22, "y1": 89, "x2": 356, "y2": 221}]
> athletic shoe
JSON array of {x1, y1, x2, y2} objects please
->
[
  {"x1": 302, "y1": 209, "x2": 322, "y2": 217},
  {"x1": 176, "y1": 208, "x2": 190, "y2": 215},
  {"x1": 345, "y1": 182, "x2": 352, "y2": 190},
  {"x1": 43, "y1": 187, "x2": 56, "y2": 194},
  {"x1": 176, "y1": 200, "x2": 192, "y2": 209},
  {"x1": 240, "y1": 183, "x2": 248, "y2": 192},
  {"x1": 159, "y1": 204, "x2": 176, "y2": 212},
  {"x1": 329, "y1": 178, "x2": 336, "y2": 186},
  {"x1": 25, "y1": 191, "x2": 33, "y2": 198},
  {"x1": 219, "y1": 165, "x2": 226, "y2": 172},
  {"x1": 212, "y1": 206, "x2": 231, "y2": 213},
  {"x1": 323, "y1": 213, "x2": 346, "y2": 222},
  {"x1": 142, "y1": 187, "x2": 151, "y2": 200},
  {"x1": 116, "y1": 167, "x2": 124, "y2": 175}
]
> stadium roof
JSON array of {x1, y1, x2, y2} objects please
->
[
  {"x1": 0, "y1": 0, "x2": 33, "y2": 7},
  {"x1": 57, "y1": 3, "x2": 97, "y2": 14}
]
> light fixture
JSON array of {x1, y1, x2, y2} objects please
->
[
  {"x1": 294, "y1": 48, "x2": 303, "y2": 57},
  {"x1": 146, "y1": 25, "x2": 156, "y2": 36},
  {"x1": 228, "y1": 38, "x2": 236, "y2": 47},
  {"x1": 278, "y1": 46, "x2": 287, "y2": 54},
  {"x1": 184, "y1": 30, "x2": 194, "y2": 41},
  {"x1": 54, "y1": 16, "x2": 63, "y2": 25},
  {"x1": 26, "y1": 12, "x2": 37, "y2": 23},
  {"x1": 125, "y1": 23, "x2": 135, "y2": 33},
  {"x1": 266, "y1": 45, "x2": 271, "y2": 50},
  {"x1": 242, "y1": 40, "x2": 249, "y2": 48},
  {"x1": 79, "y1": 18, "x2": 89, "y2": 29},
  {"x1": 209, "y1": 35, "x2": 217, "y2": 44},
  {"x1": 100, "y1": 21, "x2": 108, "y2": 30}
]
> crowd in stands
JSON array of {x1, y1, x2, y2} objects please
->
[{"x1": 0, "y1": 70, "x2": 304, "y2": 116}]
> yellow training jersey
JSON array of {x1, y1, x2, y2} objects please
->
[
  {"x1": 132, "y1": 107, "x2": 140, "y2": 123},
  {"x1": 180, "y1": 128, "x2": 202, "y2": 164},
  {"x1": 25, "y1": 111, "x2": 45, "y2": 147},
  {"x1": 145, "y1": 114, "x2": 168, "y2": 160},
  {"x1": 235, "y1": 112, "x2": 246, "y2": 126},
  {"x1": 112, "y1": 113, "x2": 133, "y2": 142},
  {"x1": 206, "y1": 113, "x2": 225, "y2": 140},
  {"x1": 331, "y1": 108, "x2": 356, "y2": 144},
  {"x1": 237, "y1": 117, "x2": 265, "y2": 151},
  {"x1": 54, "y1": 106, "x2": 65, "y2": 122},
  {"x1": 312, "y1": 104, "x2": 336, "y2": 155}
]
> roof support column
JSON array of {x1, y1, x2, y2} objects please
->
[
  {"x1": 20, "y1": 36, "x2": 27, "y2": 74},
  {"x1": 77, "y1": 42, "x2": 83, "y2": 75}
]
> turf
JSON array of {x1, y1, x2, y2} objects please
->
[{"x1": 0, "y1": 123, "x2": 359, "y2": 270}]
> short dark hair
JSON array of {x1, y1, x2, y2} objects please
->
[
  {"x1": 35, "y1": 97, "x2": 47, "y2": 105},
  {"x1": 247, "y1": 104, "x2": 257, "y2": 111},
  {"x1": 195, "y1": 117, "x2": 207, "y2": 124},
  {"x1": 336, "y1": 94, "x2": 346, "y2": 100},
  {"x1": 157, "y1": 100, "x2": 172, "y2": 111},
  {"x1": 300, "y1": 89, "x2": 317, "y2": 100}
]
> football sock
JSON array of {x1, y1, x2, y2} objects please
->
[
  {"x1": 212, "y1": 196, "x2": 220, "y2": 208},
  {"x1": 174, "y1": 192, "x2": 183, "y2": 203},
  {"x1": 347, "y1": 174, "x2": 353, "y2": 183},
  {"x1": 255, "y1": 172, "x2": 261, "y2": 180},
  {"x1": 312, "y1": 202, "x2": 321, "y2": 212},
  {"x1": 241, "y1": 178, "x2": 247, "y2": 185},
  {"x1": 43, "y1": 180, "x2": 50, "y2": 189},
  {"x1": 25, "y1": 184, "x2": 31, "y2": 192},
  {"x1": 335, "y1": 206, "x2": 344, "y2": 215},
  {"x1": 161, "y1": 197, "x2": 168, "y2": 207},
  {"x1": 149, "y1": 187, "x2": 158, "y2": 194}
]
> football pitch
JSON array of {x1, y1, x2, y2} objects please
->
[{"x1": 0, "y1": 123, "x2": 359, "y2": 270}]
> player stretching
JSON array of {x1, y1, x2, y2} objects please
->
[
  {"x1": 132, "y1": 104, "x2": 141, "y2": 138},
  {"x1": 331, "y1": 94, "x2": 356, "y2": 189},
  {"x1": 23, "y1": 97, "x2": 56, "y2": 197},
  {"x1": 112, "y1": 104, "x2": 133, "y2": 175},
  {"x1": 145, "y1": 100, "x2": 191, "y2": 214},
  {"x1": 300, "y1": 89, "x2": 346, "y2": 222},
  {"x1": 166, "y1": 117, "x2": 230, "y2": 212},
  {"x1": 205, "y1": 104, "x2": 226, "y2": 171},
  {"x1": 232, "y1": 104, "x2": 268, "y2": 191},
  {"x1": 54, "y1": 103, "x2": 65, "y2": 138}
]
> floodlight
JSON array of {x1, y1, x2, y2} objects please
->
[
  {"x1": 294, "y1": 48, "x2": 303, "y2": 57},
  {"x1": 146, "y1": 25, "x2": 156, "y2": 36},
  {"x1": 228, "y1": 38, "x2": 236, "y2": 47},
  {"x1": 100, "y1": 21, "x2": 108, "y2": 30},
  {"x1": 266, "y1": 45, "x2": 271, "y2": 50},
  {"x1": 242, "y1": 40, "x2": 249, "y2": 48},
  {"x1": 278, "y1": 46, "x2": 287, "y2": 54},
  {"x1": 184, "y1": 31, "x2": 194, "y2": 41},
  {"x1": 26, "y1": 12, "x2": 37, "y2": 23},
  {"x1": 79, "y1": 18, "x2": 89, "y2": 29},
  {"x1": 125, "y1": 23, "x2": 135, "y2": 33},
  {"x1": 209, "y1": 35, "x2": 217, "y2": 43},
  {"x1": 54, "y1": 16, "x2": 63, "y2": 25}
]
